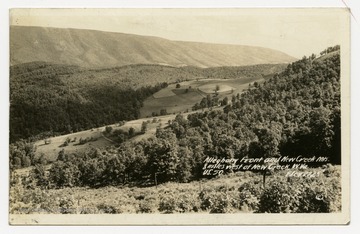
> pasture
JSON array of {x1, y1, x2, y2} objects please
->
[
  {"x1": 140, "y1": 78, "x2": 263, "y2": 117},
  {"x1": 33, "y1": 114, "x2": 181, "y2": 162},
  {"x1": 35, "y1": 127, "x2": 112, "y2": 162}
]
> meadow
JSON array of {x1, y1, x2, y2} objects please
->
[
  {"x1": 34, "y1": 114, "x2": 179, "y2": 162},
  {"x1": 140, "y1": 78, "x2": 262, "y2": 117}
]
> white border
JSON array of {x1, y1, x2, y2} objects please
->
[{"x1": 1, "y1": 0, "x2": 360, "y2": 234}]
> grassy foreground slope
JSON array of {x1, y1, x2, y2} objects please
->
[{"x1": 10, "y1": 165, "x2": 341, "y2": 214}]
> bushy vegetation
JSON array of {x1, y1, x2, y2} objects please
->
[
  {"x1": 9, "y1": 140, "x2": 38, "y2": 170},
  {"x1": 10, "y1": 165, "x2": 341, "y2": 214},
  {"x1": 257, "y1": 164, "x2": 341, "y2": 213}
]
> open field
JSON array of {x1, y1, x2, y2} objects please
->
[
  {"x1": 34, "y1": 113, "x2": 187, "y2": 162},
  {"x1": 35, "y1": 128, "x2": 111, "y2": 162},
  {"x1": 152, "y1": 88, "x2": 176, "y2": 98},
  {"x1": 198, "y1": 84, "x2": 233, "y2": 93},
  {"x1": 140, "y1": 78, "x2": 263, "y2": 117},
  {"x1": 33, "y1": 105, "x2": 216, "y2": 162}
]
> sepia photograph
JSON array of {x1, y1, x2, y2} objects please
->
[{"x1": 8, "y1": 8, "x2": 350, "y2": 225}]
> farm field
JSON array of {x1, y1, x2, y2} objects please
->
[
  {"x1": 34, "y1": 112, "x2": 196, "y2": 162},
  {"x1": 140, "y1": 78, "x2": 262, "y2": 117},
  {"x1": 34, "y1": 128, "x2": 111, "y2": 162}
]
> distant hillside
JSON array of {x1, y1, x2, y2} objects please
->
[{"x1": 10, "y1": 26, "x2": 296, "y2": 68}]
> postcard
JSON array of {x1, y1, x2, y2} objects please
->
[{"x1": 8, "y1": 8, "x2": 350, "y2": 225}]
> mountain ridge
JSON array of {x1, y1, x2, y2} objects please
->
[{"x1": 10, "y1": 25, "x2": 297, "y2": 68}]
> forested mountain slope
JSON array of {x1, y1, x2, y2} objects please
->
[{"x1": 10, "y1": 62, "x2": 285, "y2": 142}]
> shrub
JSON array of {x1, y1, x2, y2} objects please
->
[
  {"x1": 209, "y1": 192, "x2": 232, "y2": 213},
  {"x1": 177, "y1": 193, "x2": 201, "y2": 213},
  {"x1": 105, "y1": 126, "x2": 113, "y2": 134},
  {"x1": 199, "y1": 187, "x2": 237, "y2": 213},
  {"x1": 58, "y1": 196, "x2": 76, "y2": 214},
  {"x1": 32, "y1": 164, "x2": 50, "y2": 188},
  {"x1": 97, "y1": 203, "x2": 118, "y2": 214},
  {"x1": 297, "y1": 176, "x2": 341, "y2": 213},
  {"x1": 257, "y1": 180, "x2": 298, "y2": 213},
  {"x1": 238, "y1": 181, "x2": 262, "y2": 211},
  {"x1": 48, "y1": 161, "x2": 80, "y2": 188},
  {"x1": 257, "y1": 166, "x2": 341, "y2": 213},
  {"x1": 138, "y1": 196, "x2": 159, "y2": 213},
  {"x1": 158, "y1": 191, "x2": 178, "y2": 213}
]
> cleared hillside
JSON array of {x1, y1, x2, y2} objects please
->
[{"x1": 10, "y1": 26, "x2": 297, "y2": 68}]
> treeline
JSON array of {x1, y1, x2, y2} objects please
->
[
  {"x1": 83, "y1": 63, "x2": 287, "y2": 88},
  {"x1": 192, "y1": 94, "x2": 230, "y2": 110},
  {"x1": 28, "y1": 47, "x2": 342, "y2": 188},
  {"x1": 320, "y1": 45, "x2": 340, "y2": 56},
  {"x1": 33, "y1": 121, "x2": 204, "y2": 188}
]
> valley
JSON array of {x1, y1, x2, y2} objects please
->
[
  {"x1": 8, "y1": 23, "x2": 343, "y2": 216},
  {"x1": 33, "y1": 76, "x2": 258, "y2": 163}
]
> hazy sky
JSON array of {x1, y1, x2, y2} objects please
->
[{"x1": 10, "y1": 8, "x2": 349, "y2": 58}]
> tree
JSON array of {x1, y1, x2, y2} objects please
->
[
  {"x1": 141, "y1": 121, "x2": 148, "y2": 134},
  {"x1": 21, "y1": 155, "x2": 31, "y2": 167},
  {"x1": 147, "y1": 138, "x2": 179, "y2": 183},
  {"x1": 9, "y1": 141, "x2": 36, "y2": 169},
  {"x1": 192, "y1": 103, "x2": 200, "y2": 111},
  {"x1": 174, "y1": 114, "x2": 187, "y2": 126},
  {"x1": 215, "y1": 85, "x2": 220, "y2": 92},
  {"x1": 33, "y1": 164, "x2": 49, "y2": 187},
  {"x1": 176, "y1": 83, "x2": 181, "y2": 88},
  {"x1": 37, "y1": 153, "x2": 48, "y2": 165},
  {"x1": 308, "y1": 107, "x2": 334, "y2": 156},
  {"x1": 49, "y1": 160, "x2": 80, "y2": 187},
  {"x1": 160, "y1": 109, "x2": 168, "y2": 116},
  {"x1": 57, "y1": 149, "x2": 66, "y2": 161},
  {"x1": 103, "y1": 154, "x2": 126, "y2": 185},
  {"x1": 128, "y1": 127, "x2": 135, "y2": 137},
  {"x1": 221, "y1": 96, "x2": 229, "y2": 106},
  {"x1": 176, "y1": 147, "x2": 193, "y2": 182},
  {"x1": 250, "y1": 127, "x2": 281, "y2": 187},
  {"x1": 105, "y1": 126, "x2": 113, "y2": 134}
]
